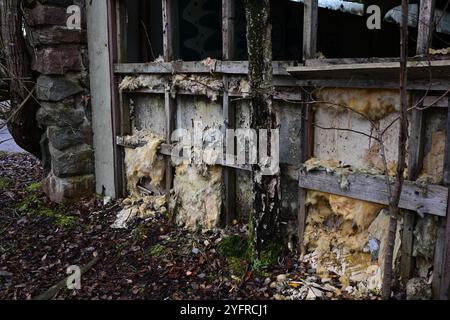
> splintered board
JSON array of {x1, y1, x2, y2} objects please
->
[{"x1": 298, "y1": 169, "x2": 448, "y2": 217}]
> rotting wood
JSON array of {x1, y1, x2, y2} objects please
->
[
  {"x1": 298, "y1": 170, "x2": 448, "y2": 217},
  {"x1": 245, "y1": 0, "x2": 281, "y2": 254}
]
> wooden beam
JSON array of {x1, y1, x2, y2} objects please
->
[
  {"x1": 298, "y1": 170, "x2": 448, "y2": 217},
  {"x1": 114, "y1": 61, "x2": 296, "y2": 75},
  {"x1": 222, "y1": 0, "x2": 237, "y2": 225},
  {"x1": 401, "y1": 94, "x2": 426, "y2": 286},
  {"x1": 108, "y1": 0, "x2": 126, "y2": 197},
  {"x1": 303, "y1": 0, "x2": 318, "y2": 60},
  {"x1": 164, "y1": 89, "x2": 176, "y2": 197},
  {"x1": 416, "y1": 0, "x2": 436, "y2": 55}
]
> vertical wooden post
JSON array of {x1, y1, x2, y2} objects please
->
[
  {"x1": 416, "y1": 0, "x2": 436, "y2": 55},
  {"x1": 222, "y1": 0, "x2": 235, "y2": 61},
  {"x1": 400, "y1": 0, "x2": 435, "y2": 290},
  {"x1": 303, "y1": 0, "x2": 318, "y2": 61},
  {"x1": 434, "y1": 96, "x2": 450, "y2": 300},
  {"x1": 401, "y1": 95, "x2": 425, "y2": 286},
  {"x1": 298, "y1": 92, "x2": 313, "y2": 252},
  {"x1": 298, "y1": 0, "x2": 317, "y2": 250},
  {"x1": 222, "y1": 0, "x2": 236, "y2": 225},
  {"x1": 162, "y1": 0, "x2": 177, "y2": 208},
  {"x1": 162, "y1": 0, "x2": 177, "y2": 62}
]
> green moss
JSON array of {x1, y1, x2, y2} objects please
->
[
  {"x1": 149, "y1": 244, "x2": 166, "y2": 257},
  {"x1": 217, "y1": 235, "x2": 249, "y2": 258},
  {"x1": 26, "y1": 182, "x2": 42, "y2": 192},
  {"x1": 132, "y1": 224, "x2": 149, "y2": 241},
  {"x1": 227, "y1": 257, "x2": 247, "y2": 278},
  {"x1": 0, "y1": 177, "x2": 12, "y2": 189}
]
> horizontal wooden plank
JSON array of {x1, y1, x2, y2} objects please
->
[
  {"x1": 294, "y1": 78, "x2": 450, "y2": 91},
  {"x1": 114, "y1": 61, "x2": 297, "y2": 76},
  {"x1": 288, "y1": 60, "x2": 450, "y2": 82},
  {"x1": 298, "y1": 169, "x2": 448, "y2": 217}
]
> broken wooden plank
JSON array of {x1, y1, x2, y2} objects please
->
[
  {"x1": 298, "y1": 170, "x2": 448, "y2": 217},
  {"x1": 303, "y1": 0, "x2": 318, "y2": 60}
]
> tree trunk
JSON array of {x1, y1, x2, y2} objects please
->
[
  {"x1": 382, "y1": 0, "x2": 409, "y2": 300},
  {"x1": 245, "y1": 0, "x2": 281, "y2": 255},
  {"x1": 0, "y1": 0, "x2": 42, "y2": 158}
]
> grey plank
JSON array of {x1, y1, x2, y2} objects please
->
[{"x1": 298, "y1": 170, "x2": 448, "y2": 217}]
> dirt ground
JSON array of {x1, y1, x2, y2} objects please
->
[{"x1": 0, "y1": 151, "x2": 367, "y2": 300}]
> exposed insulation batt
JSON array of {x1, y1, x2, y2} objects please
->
[
  {"x1": 302, "y1": 158, "x2": 401, "y2": 296},
  {"x1": 171, "y1": 74, "x2": 224, "y2": 101},
  {"x1": 119, "y1": 75, "x2": 169, "y2": 91},
  {"x1": 112, "y1": 131, "x2": 167, "y2": 229},
  {"x1": 171, "y1": 164, "x2": 223, "y2": 231},
  {"x1": 123, "y1": 131, "x2": 165, "y2": 196}
]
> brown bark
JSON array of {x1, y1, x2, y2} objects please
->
[
  {"x1": 382, "y1": 0, "x2": 409, "y2": 300},
  {"x1": 0, "y1": 0, "x2": 42, "y2": 158},
  {"x1": 245, "y1": 0, "x2": 281, "y2": 254}
]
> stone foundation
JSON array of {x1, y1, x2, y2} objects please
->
[{"x1": 26, "y1": 0, "x2": 94, "y2": 203}]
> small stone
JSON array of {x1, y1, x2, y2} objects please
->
[
  {"x1": 192, "y1": 248, "x2": 200, "y2": 255},
  {"x1": 264, "y1": 278, "x2": 271, "y2": 286},
  {"x1": 276, "y1": 274, "x2": 288, "y2": 282}
]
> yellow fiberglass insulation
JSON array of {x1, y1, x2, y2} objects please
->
[
  {"x1": 302, "y1": 158, "x2": 401, "y2": 296},
  {"x1": 314, "y1": 88, "x2": 406, "y2": 121},
  {"x1": 111, "y1": 131, "x2": 167, "y2": 229},
  {"x1": 171, "y1": 164, "x2": 223, "y2": 231},
  {"x1": 123, "y1": 131, "x2": 166, "y2": 196}
]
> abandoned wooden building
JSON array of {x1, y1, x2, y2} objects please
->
[{"x1": 12, "y1": 0, "x2": 450, "y2": 299}]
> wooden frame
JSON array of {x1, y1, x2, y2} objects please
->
[{"x1": 108, "y1": 0, "x2": 450, "y2": 299}]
